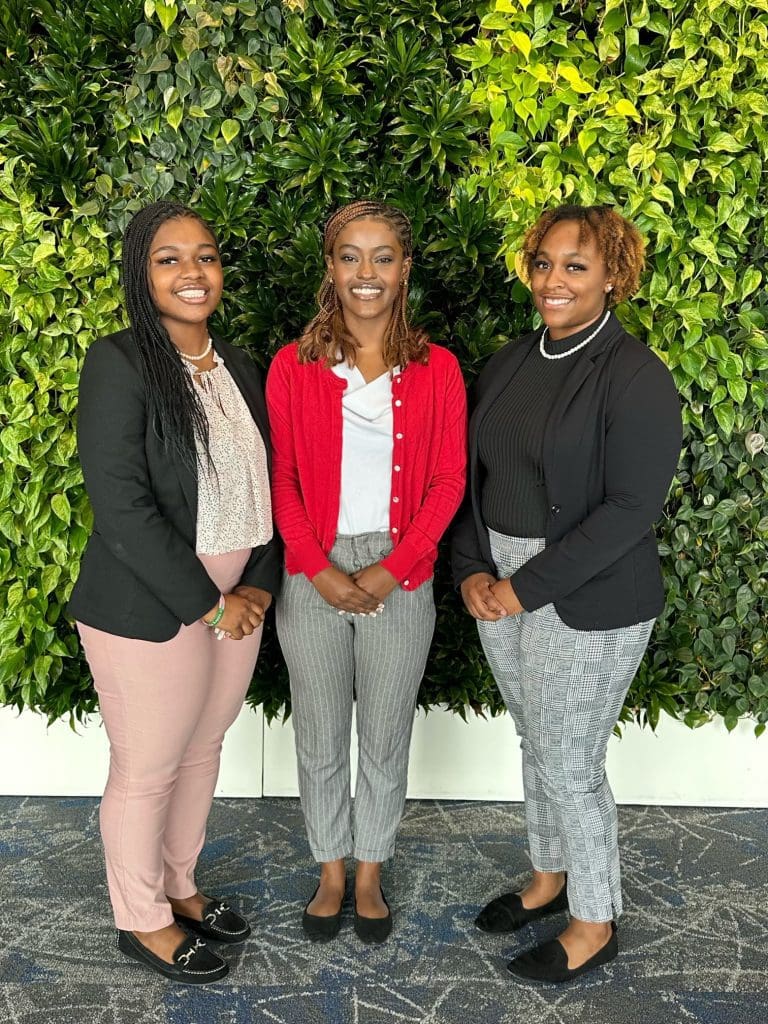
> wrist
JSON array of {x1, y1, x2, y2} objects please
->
[{"x1": 203, "y1": 594, "x2": 226, "y2": 627}]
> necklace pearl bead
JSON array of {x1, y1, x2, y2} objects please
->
[
  {"x1": 539, "y1": 310, "x2": 611, "y2": 360},
  {"x1": 175, "y1": 336, "x2": 213, "y2": 362}
]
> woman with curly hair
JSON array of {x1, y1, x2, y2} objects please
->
[
  {"x1": 452, "y1": 204, "x2": 681, "y2": 983},
  {"x1": 267, "y1": 200, "x2": 466, "y2": 943}
]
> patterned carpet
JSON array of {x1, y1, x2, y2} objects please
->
[{"x1": 0, "y1": 796, "x2": 766, "y2": 1023}]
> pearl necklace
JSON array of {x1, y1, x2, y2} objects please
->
[
  {"x1": 539, "y1": 310, "x2": 610, "y2": 361},
  {"x1": 176, "y1": 336, "x2": 213, "y2": 363}
]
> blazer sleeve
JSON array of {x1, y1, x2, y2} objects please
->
[
  {"x1": 76, "y1": 340, "x2": 220, "y2": 623},
  {"x1": 380, "y1": 354, "x2": 468, "y2": 582},
  {"x1": 265, "y1": 349, "x2": 333, "y2": 580},
  {"x1": 510, "y1": 355, "x2": 682, "y2": 611}
]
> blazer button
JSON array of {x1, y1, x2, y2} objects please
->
[{"x1": 551, "y1": 504, "x2": 561, "y2": 515}]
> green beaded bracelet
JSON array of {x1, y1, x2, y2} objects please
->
[{"x1": 205, "y1": 596, "x2": 225, "y2": 628}]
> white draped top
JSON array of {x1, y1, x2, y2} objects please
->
[{"x1": 331, "y1": 361, "x2": 396, "y2": 535}]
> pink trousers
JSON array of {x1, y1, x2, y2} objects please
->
[{"x1": 77, "y1": 549, "x2": 262, "y2": 931}]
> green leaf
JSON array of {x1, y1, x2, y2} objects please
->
[{"x1": 220, "y1": 119, "x2": 241, "y2": 145}]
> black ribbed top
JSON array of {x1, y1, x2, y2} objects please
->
[{"x1": 478, "y1": 322, "x2": 597, "y2": 537}]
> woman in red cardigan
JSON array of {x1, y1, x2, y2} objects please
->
[{"x1": 266, "y1": 200, "x2": 466, "y2": 944}]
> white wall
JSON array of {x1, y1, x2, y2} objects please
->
[{"x1": 1, "y1": 704, "x2": 765, "y2": 806}]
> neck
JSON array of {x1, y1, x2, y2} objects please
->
[
  {"x1": 343, "y1": 310, "x2": 392, "y2": 356},
  {"x1": 161, "y1": 319, "x2": 210, "y2": 356},
  {"x1": 545, "y1": 307, "x2": 607, "y2": 341}
]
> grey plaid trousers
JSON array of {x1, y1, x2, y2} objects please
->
[{"x1": 478, "y1": 530, "x2": 654, "y2": 922}]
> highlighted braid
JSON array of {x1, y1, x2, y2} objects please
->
[
  {"x1": 121, "y1": 200, "x2": 215, "y2": 469},
  {"x1": 297, "y1": 199, "x2": 429, "y2": 368},
  {"x1": 520, "y1": 205, "x2": 645, "y2": 305}
]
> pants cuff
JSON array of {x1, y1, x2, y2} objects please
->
[
  {"x1": 353, "y1": 846, "x2": 395, "y2": 863},
  {"x1": 310, "y1": 846, "x2": 352, "y2": 862}
]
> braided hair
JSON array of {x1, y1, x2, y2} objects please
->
[
  {"x1": 520, "y1": 204, "x2": 645, "y2": 305},
  {"x1": 297, "y1": 199, "x2": 429, "y2": 368},
  {"x1": 121, "y1": 201, "x2": 216, "y2": 469}
]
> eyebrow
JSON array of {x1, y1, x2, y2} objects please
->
[
  {"x1": 536, "y1": 248, "x2": 589, "y2": 259},
  {"x1": 151, "y1": 242, "x2": 218, "y2": 254},
  {"x1": 337, "y1": 243, "x2": 396, "y2": 252}
]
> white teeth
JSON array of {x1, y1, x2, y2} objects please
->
[
  {"x1": 177, "y1": 289, "x2": 206, "y2": 298},
  {"x1": 352, "y1": 287, "x2": 381, "y2": 295},
  {"x1": 543, "y1": 297, "x2": 571, "y2": 305}
]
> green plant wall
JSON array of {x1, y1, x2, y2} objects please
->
[{"x1": 1, "y1": 0, "x2": 766, "y2": 733}]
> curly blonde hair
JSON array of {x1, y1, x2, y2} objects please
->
[
  {"x1": 520, "y1": 205, "x2": 645, "y2": 305},
  {"x1": 296, "y1": 199, "x2": 429, "y2": 367}
]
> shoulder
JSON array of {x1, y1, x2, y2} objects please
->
[
  {"x1": 419, "y1": 342, "x2": 464, "y2": 377},
  {"x1": 268, "y1": 341, "x2": 301, "y2": 373},
  {"x1": 609, "y1": 326, "x2": 676, "y2": 389},
  {"x1": 80, "y1": 328, "x2": 141, "y2": 388}
]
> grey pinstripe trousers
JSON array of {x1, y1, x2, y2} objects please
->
[
  {"x1": 276, "y1": 532, "x2": 436, "y2": 862},
  {"x1": 478, "y1": 530, "x2": 654, "y2": 922}
]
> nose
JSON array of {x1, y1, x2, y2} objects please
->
[
  {"x1": 544, "y1": 264, "x2": 566, "y2": 289},
  {"x1": 356, "y1": 259, "x2": 376, "y2": 280}
]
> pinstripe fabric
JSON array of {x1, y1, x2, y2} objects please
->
[
  {"x1": 478, "y1": 530, "x2": 654, "y2": 922},
  {"x1": 276, "y1": 532, "x2": 435, "y2": 862}
]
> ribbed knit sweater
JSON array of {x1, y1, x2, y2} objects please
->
[{"x1": 477, "y1": 324, "x2": 595, "y2": 537}]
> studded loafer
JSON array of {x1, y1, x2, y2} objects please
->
[
  {"x1": 117, "y1": 929, "x2": 228, "y2": 984},
  {"x1": 174, "y1": 898, "x2": 251, "y2": 944},
  {"x1": 506, "y1": 922, "x2": 618, "y2": 983},
  {"x1": 475, "y1": 880, "x2": 568, "y2": 933}
]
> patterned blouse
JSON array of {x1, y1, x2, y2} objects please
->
[{"x1": 185, "y1": 355, "x2": 273, "y2": 556}]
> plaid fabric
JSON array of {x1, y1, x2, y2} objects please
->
[{"x1": 478, "y1": 530, "x2": 654, "y2": 922}]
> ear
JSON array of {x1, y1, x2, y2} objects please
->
[
  {"x1": 605, "y1": 283, "x2": 614, "y2": 293},
  {"x1": 324, "y1": 254, "x2": 334, "y2": 277},
  {"x1": 401, "y1": 256, "x2": 412, "y2": 283}
]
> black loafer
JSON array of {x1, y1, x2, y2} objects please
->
[
  {"x1": 175, "y1": 898, "x2": 251, "y2": 944},
  {"x1": 353, "y1": 889, "x2": 392, "y2": 944},
  {"x1": 507, "y1": 922, "x2": 618, "y2": 983},
  {"x1": 302, "y1": 886, "x2": 343, "y2": 942},
  {"x1": 475, "y1": 880, "x2": 568, "y2": 933},
  {"x1": 117, "y1": 929, "x2": 228, "y2": 985}
]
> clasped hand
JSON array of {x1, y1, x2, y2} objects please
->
[
  {"x1": 203, "y1": 587, "x2": 272, "y2": 640},
  {"x1": 311, "y1": 563, "x2": 398, "y2": 615},
  {"x1": 460, "y1": 573, "x2": 524, "y2": 621}
]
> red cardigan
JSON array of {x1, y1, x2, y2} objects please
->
[{"x1": 266, "y1": 342, "x2": 467, "y2": 591}]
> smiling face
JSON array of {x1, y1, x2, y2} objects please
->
[
  {"x1": 147, "y1": 215, "x2": 223, "y2": 337},
  {"x1": 325, "y1": 216, "x2": 411, "y2": 332},
  {"x1": 530, "y1": 219, "x2": 614, "y2": 340}
]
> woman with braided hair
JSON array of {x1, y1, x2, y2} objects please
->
[
  {"x1": 70, "y1": 201, "x2": 280, "y2": 983},
  {"x1": 452, "y1": 204, "x2": 681, "y2": 983},
  {"x1": 266, "y1": 199, "x2": 466, "y2": 943}
]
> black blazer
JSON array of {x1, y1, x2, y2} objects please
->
[
  {"x1": 451, "y1": 312, "x2": 682, "y2": 630},
  {"x1": 69, "y1": 329, "x2": 282, "y2": 641}
]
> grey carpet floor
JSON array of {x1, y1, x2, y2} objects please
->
[{"x1": 0, "y1": 797, "x2": 766, "y2": 1023}]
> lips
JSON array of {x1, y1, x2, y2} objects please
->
[
  {"x1": 175, "y1": 287, "x2": 209, "y2": 304},
  {"x1": 350, "y1": 285, "x2": 384, "y2": 300}
]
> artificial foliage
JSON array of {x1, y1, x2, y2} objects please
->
[{"x1": 0, "y1": 0, "x2": 766, "y2": 733}]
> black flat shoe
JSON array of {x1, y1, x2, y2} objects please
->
[
  {"x1": 174, "y1": 898, "x2": 251, "y2": 944},
  {"x1": 302, "y1": 885, "x2": 344, "y2": 942},
  {"x1": 475, "y1": 880, "x2": 568, "y2": 933},
  {"x1": 506, "y1": 922, "x2": 618, "y2": 983},
  {"x1": 117, "y1": 929, "x2": 228, "y2": 985},
  {"x1": 353, "y1": 889, "x2": 392, "y2": 944}
]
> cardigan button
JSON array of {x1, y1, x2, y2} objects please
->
[
  {"x1": 403, "y1": 579, "x2": 410, "y2": 587},
  {"x1": 395, "y1": 432, "x2": 403, "y2": 440},
  {"x1": 392, "y1": 496, "x2": 399, "y2": 503},
  {"x1": 551, "y1": 504, "x2": 561, "y2": 515},
  {"x1": 394, "y1": 399, "x2": 402, "y2": 407},
  {"x1": 391, "y1": 527, "x2": 398, "y2": 534},
  {"x1": 394, "y1": 465, "x2": 401, "y2": 472}
]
